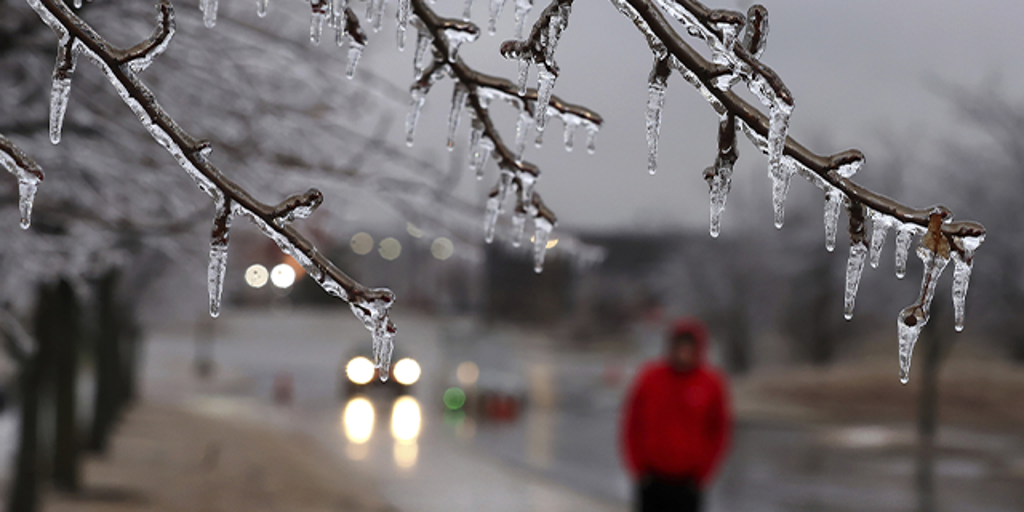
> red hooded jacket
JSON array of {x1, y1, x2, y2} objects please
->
[{"x1": 621, "y1": 318, "x2": 731, "y2": 487}]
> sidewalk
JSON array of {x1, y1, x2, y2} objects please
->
[{"x1": 44, "y1": 402, "x2": 393, "y2": 512}]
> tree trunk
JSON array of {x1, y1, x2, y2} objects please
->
[
  {"x1": 7, "y1": 355, "x2": 41, "y2": 512},
  {"x1": 916, "y1": 295, "x2": 946, "y2": 512},
  {"x1": 51, "y1": 279, "x2": 81, "y2": 491},
  {"x1": 89, "y1": 270, "x2": 121, "y2": 453}
]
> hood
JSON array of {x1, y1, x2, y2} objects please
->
[{"x1": 668, "y1": 317, "x2": 709, "y2": 365}]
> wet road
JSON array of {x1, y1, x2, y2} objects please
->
[{"x1": 142, "y1": 309, "x2": 1024, "y2": 512}]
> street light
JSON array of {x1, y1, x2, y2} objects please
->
[{"x1": 270, "y1": 263, "x2": 296, "y2": 288}]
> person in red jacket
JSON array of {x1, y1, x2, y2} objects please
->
[{"x1": 621, "y1": 318, "x2": 731, "y2": 512}]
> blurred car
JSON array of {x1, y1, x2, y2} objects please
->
[
  {"x1": 338, "y1": 349, "x2": 421, "y2": 399},
  {"x1": 443, "y1": 360, "x2": 528, "y2": 422}
]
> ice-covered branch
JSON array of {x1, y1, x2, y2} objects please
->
[
  {"x1": 611, "y1": 0, "x2": 987, "y2": 382},
  {"x1": 26, "y1": 0, "x2": 397, "y2": 378},
  {"x1": 0, "y1": 134, "x2": 44, "y2": 230},
  {"x1": 407, "y1": 0, "x2": 602, "y2": 272}
]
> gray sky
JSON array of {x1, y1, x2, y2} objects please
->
[{"x1": 236, "y1": 0, "x2": 1024, "y2": 234}]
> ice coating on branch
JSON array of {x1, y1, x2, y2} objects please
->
[
  {"x1": 257, "y1": 0, "x2": 269, "y2": 18},
  {"x1": 49, "y1": 38, "x2": 77, "y2": 145},
  {"x1": 346, "y1": 41, "x2": 364, "y2": 79},
  {"x1": 200, "y1": 0, "x2": 218, "y2": 29},
  {"x1": 397, "y1": 0, "x2": 411, "y2": 48},
  {"x1": 406, "y1": 87, "x2": 427, "y2": 146},
  {"x1": 534, "y1": 68, "x2": 556, "y2": 131},
  {"x1": 823, "y1": 188, "x2": 843, "y2": 252},
  {"x1": 515, "y1": 109, "x2": 532, "y2": 161},
  {"x1": 208, "y1": 199, "x2": 232, "y2": 318},
  {"x1": 844, "y1": 242, "x2": 868, "y2": 320},
  {"x1": 533, "y1": 216, "x2": 553, "y2": 273},
  {"x1": 448, "y1": 83, "x2": 469, "y2": 150},
  {"x1": 951, "y1": 235, "x2": 984, "y2": 332},
  {"x1": 514, "y1": 0, "x2": 533, "y2": 39},
  {"x1": 489, "y1": 0, "x2": 508, "y2": 34},
  {"x1": 897, "y1": 242, "x2": 950, "y2": 384},
  {"x1": 585, "y1": 121, "x2": 598, "y2": 154},
  {"x1": 444, "y1": 26, "x2": 480, "y2": 63},
  {"x1": 310, "y1": 0, "x2": 329, "y2": 45},
  {"x1": 869, "y1": 211, "x2": 893, "y2": 269},
  {"x1": 645, "y1": 61, "x2": 669, "y2": 176},
  {"x1": 894, "y1": 224, "x2": 917, "y2": 279}
]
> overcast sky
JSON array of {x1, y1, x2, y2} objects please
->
[{"x1": 212, "y1": 0, "x2": 1023, "y2": 234}]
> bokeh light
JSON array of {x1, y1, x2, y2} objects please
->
[
  {"x1": 346, "y1": 356, "x2": 375, "y2": 385},
  {"x1": 430, "y1": 237, "x2": 454, "y2": 260},
  {"x1": 244, "y1": 264, "x2": 268, "y2": 288},
  {"x1": 456, "y1": 361, "x2": 479, "y2": 386},
  {"x1": 350, "y1": 232, "x2": 373, "y2": 255},
  {"x1": 394, "y1": 441, "x2": 418, "y2": 469},
  {"x1": 391, "y1": 396, "x2": 422, "y2": 443},
  {"x1": 443, "y1": 387, "x2": 466, "y2": 410},
  {"x1": 270, "y1": 263, "x2": 296, "y2": 288},
  {"x1": 406, "y1": 222, "x2": 424, "y2": 238},
  {"x1": 379, "y1": 237, "x2": 402, "y2": 260},
  {"x1": 393, "y1": 358, "x2": 421, "y2": 386},
  {"x1": 342, "y1": 397, "x2": 374, "y2": 445}
]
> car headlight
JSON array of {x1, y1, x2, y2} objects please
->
[
  {"x1": 392, "y1": 358, "x2": 421, "y2": 386},
  {"x1": 346, "y1": 356, "x2": 375, "y2": 385}
]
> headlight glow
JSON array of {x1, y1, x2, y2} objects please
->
[
  {"x1": 346, "y1": 356, "x2": 375, "y2": 385},
  {"x1": 393, "y1": 358, "x2": 421, "y2": 386}
]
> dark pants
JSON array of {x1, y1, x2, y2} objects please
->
[{"x1": 637, "y1": 476, "x2": 702, "y2": 512}]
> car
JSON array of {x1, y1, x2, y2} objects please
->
[{"x1": 337, "y1": 349, "x2": 421, "y2": 399}]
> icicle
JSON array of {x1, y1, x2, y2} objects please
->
[
  {"x1": 511, "y1": 211, "x2": 527, "y2": 247},
  {"x1": 349, "y1": 293, "x2": 397, "y2": 382},
  {"x1": 73, "y1": 0, "x2": 82, "y2": 8},
  {"x1": 372, "y1": 0, "x2": 387, "y2": 32},
  {"x1": 310, "y1": 0, "x2": 330, "y2": 45},
  {"x1": 516, "y1": 58, "x2": 530, "y2": 95},
  {"x1": 346, "y1": 40, "x2": 364, "y2": 79},
  {"x1": 489, "y1": 0, "x2": 508, "y2": 34},
  {"x1": 463, "y1": 0, "x2": 475, "y2": 20},
  {"x1": 514, "y1": 0, "x2": 533, "y2": 39},
  {"x1": 705, "y1": 164, "x2": 732, "y2": 239},
  {"x1": 515, "y1": 109, "x2": 532, "y2": 161},
  {"x1": 533, "y1": 216, "x2": 553, "y2": 273},
  {"x1": 414, "y1": 28, "x2": 434, "y2": 76},
  {"x1": 49, "y1": 38, "x2": 77, "y2": 145},
  {"x1": 897, "y1": 242, "x2": 951, "y2": 384},
  {"x1": 405, "y1": 87, "x2": 427, "y2": 146},
  {"x1": 257, "y1": 0, "x2": 269, "y2": 18},
  {"x1": 823, "y1": 189, "x2": 843, "y2": 252},
  {"x1": 894, "y1": 224, "x2": 915, "y2": 279},
  {"x1": 534, "y1": 68, "x2": 556, "y2": 131},
  {"x1": 767, "y1": 102, "x2": 794, "y2": 228},
  {"x1": 208, "y1": 200, "x2": 232, "y2": 318},
  {"x1": 201, "y1": 0, "x2": 219, "y2": 29},
  {"x1": 844, "y1": 242, "x2": 868, "y2": 320},
  {"x1": 869, "y1": 212, "x2": 892, "y2": 269},
  {"x1": 645, "y1": 60, "x2": 669, "y2": 176},
  {"x1": 468, "y1": 118, "x2": 488, "y2": 179},
  {"x1": 951, "y1": 235, "x2": 984, "y2": 332},
  {"x1": 485, "y1": 171, "x2": 513, "y2": 243},
  {"x1": 17, "y1": 180, "x2": 38, "y2": 230},
  {"x1": 578, "y1": 122, "x2": 596, "y2": 155},
  {"x1": 563, "y1": 117, "x2": 578, "y2": 152},
  {"x1": 534, "y1": 121, "x2": 545, "y2": 148},
  {"x1": 447, "y1": 83, "x2": 469, "y2": 150},
  {"x1": 397, "y1": 0, "x2": 411, "y2": 49}
]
